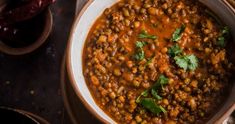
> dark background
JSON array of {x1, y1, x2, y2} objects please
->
[{"x1": 0, "y1": 0, "x2": 87, "y2": 123}]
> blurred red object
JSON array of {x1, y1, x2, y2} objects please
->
[{"x1": 0, "y1": 0, "x2": 56, "y2": 26}]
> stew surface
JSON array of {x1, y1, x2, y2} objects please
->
[{"x1": 83, "y1": 0, "x2": 234, "y2": 123}]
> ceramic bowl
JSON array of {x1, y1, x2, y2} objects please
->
[
  {"x1": 66, "y1": 0, "x2": 235, "y2": 123},
  {"x1": 0, "y1": 8, "x2": 53, "y2": 55},
  {"x1": 0, "y1": 107, "x2": 49, "y2": 124}
]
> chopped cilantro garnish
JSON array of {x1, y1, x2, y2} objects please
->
[
  {"x1": 174, "y1": 54, "x2": 198, "y2": 71},
  {"x1": 138, "y1": 30, "x2": 157, "y2": 40},
  {"x1": 136, "y1": 90, "x2": 149, "y2": 103},
  {"x1": 134, "y1": 41, "x2": 147, "y2": 61},
  {"x1": 139, "y1": 98, "x2": 166, "y2": 115},
  {"x1": 151, "y1": 89, "x2": 162, "y2": 100},
  {"x1": 217, "y1": 26, "x2": 230, "y2": 47},
  {"x1": 136, "y1": 41, "x2": 147, "y2": 48},
  {"x1": 168, "y1": 44, "x2": 182, "y2": 57},
  {"x1": 171, "y1": 25, "x2": 186, "y2": 42},
  {"x1": 136, "y1": 75, "x2": 169, "y2": 114}
]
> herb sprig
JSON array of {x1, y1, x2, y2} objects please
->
[
  {"x1": 217, "y1": 26, "x2": 229, "y2": 47},
  {"x1": 138, "y1": 30, "x2": 157, "y2": 40},
  {"x1": 174, "y1": 54, "x2": 198, "y2": 71},
  {"x1": 171, "y1": 25, "x2": 186, "y2": 42},
  {"x1": 139, "y1": 98, "x2": 166, "y2": 115},
  {"x1": 134, "y1": 41, "x2": 147, "y2": 60},
  {"x1": 136, "y1": 75, "x2": 169, "y2": 115},
  {"x1": 168, "y1": 44, "x2": 182, "y2": 57}
]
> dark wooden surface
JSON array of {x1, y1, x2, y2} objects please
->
[{"x1": 0, "y1": 0, "x2": 88, "y2": 123}]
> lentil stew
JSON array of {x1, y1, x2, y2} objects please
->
[{"x1": 82, "y1": 0, "x2": 234, "y2": 123}]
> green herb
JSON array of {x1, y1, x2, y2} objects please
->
[
  {"x1": 222, "y1": 26, "x2": 229, "y2": 35},
  {"x1": 144, "y1": 56, "x2": 154, "y2": 67},
  {"x1": 174, "y1": 54, "x2": 198, "y2": 71},
  {"x1": 217, "y1": 26, "x2": 230, "y2": 47},
  {"x1": 136, "y1": 75, "x2": 169, "y2": 114},
  {"x1": 217, "y1": 37, "x2": 225, "y2": 47},
  {"x1": 139, "y1": 98, "x2": 166, "y2": 115},
  {"x1": 171, "y1": 25, "x2": 186, "y2": 42},
  {"x1": 139, "y1": 30, "x2": 157, "y2": 40},
  {"x1": 134, "y1": 41, "x2": 147, "y2": 61},
  {"x1": 159, "y1": 106, "x2": 167, "y2": 114},
  {"x1": 136, "y1": 90, "x2": 149, "y2": 103},
  {"x1": 134, "y1": 49, "x2": 145, "y2": 60},
  {"x1": 151, "y1": 89, "x2": 162, "y2": 100},
  {"x1": 153, "y1": 74, "x2": 169, "y2": 89},
  {"x1": 136, "y1": 41, "x2": 148, "y2": 48},
  {"x1": 168, "y1": 44, "x2": 182, "y2": 57}
]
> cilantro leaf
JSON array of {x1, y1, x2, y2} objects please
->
[
  {"x1": 139, "y1": 30, "x2": 157, "y2": 40},
  {"x1": 168, "y1": 44, "x2": 182, "y2": 57},
  {"x1": 136, "y1": 90, "x2": 149, "y2": 103},
  {"x1": 187, "y1": 55, "x2": 198, "y2": 70},
  {"x1": 158, "y1": 75, "x2": 169, "y2": 86},
  {"x1": 136, "y1": 41, "x2": 147, "y2": 48},
  {"x1": 152, "y1": 74, "x2": 169, "y2": 90},
  {"x1": 151, "y1": 89, "x2": 162, "y2": 100},
  {"x1": 144, "y1": 56, "x2": 154, "y2": 67},
  {"x1": 171, "y1": 25, "x2": 186, "y2": 42},
  {"x1": 139, "y1": 98, "x2": 166, "y2": 115},
  {"x1": 222, "y1": 26, "x2": 229, "y2": 35},
  {"x1": 159, "y1": 106, "x2": 167, "y2": 114},
  {"x1": 217, "y1": 26, "x2": 230, "y2": 47},
  {"x1": 217, "y1": 37, "x2": 225, "y2": 47},
  {"x1": 136, "y1": 75, "x2": 168, "y2": 114},
  {"x1": 134, "y1": 41, "x2": 147, "y2": 61},
  {"x1": 175, "y1": 56, "x2": 188, "y2": 70},
  {"x1": 134, "y1": 49, "x2": 145, "y2": 60},
  {"x1": 174, "y1": 54, "x2": 198, "y2": 71}
]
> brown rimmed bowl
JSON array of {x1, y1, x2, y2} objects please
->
[
  {"x1": 66, "y1": 0, "x2": 235, "y2": 123},
  {"x1": 0, "y1": 8, "x2": 53, "y2": 55},
  {"x1": 0, "y1": 107, "x2": 50, "y2": 124}
]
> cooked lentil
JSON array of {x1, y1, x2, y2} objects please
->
[{"x1": 83, "y1": 0, "x2": 234, "y2": 123}]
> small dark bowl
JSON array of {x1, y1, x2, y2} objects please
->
[
  {"x1": 0, "y1": 8, "x2": 53, "y2": 55},
  {"x1": 0, "y1": 107, "x2": 49, "y2": 124}
]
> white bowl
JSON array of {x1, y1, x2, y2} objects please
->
[
  {"x1": 67, "y1": 0, "x2": 118, "y2": 123},
  {"x1": 66, "y1": 0, "x2": 235, "y2": 123}
]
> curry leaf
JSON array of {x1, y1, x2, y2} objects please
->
[
  {"x1": 140, "y1": 98, "x2": 166, "y2": 115},
  {"x1": 139, "y1": 30, "x2": 157, "y2": 40},
  {"x1": 171, "y1": 25, "x2": 186, "y2": 42}
]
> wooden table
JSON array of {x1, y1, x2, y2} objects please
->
[{"x1": 0, "y1": 0, "x2": 88, "y2": 123}]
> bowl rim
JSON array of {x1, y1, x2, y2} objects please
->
[
  {"x1": 0, "y1": 8, "x2": 53, "y2": 55},
  {"x1": 66, "y1": 0, "x2": 110, "y2": 123},
  {"x1": 66, "y1": 0, "x2": 235, "y2": 123}
]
